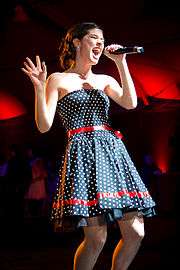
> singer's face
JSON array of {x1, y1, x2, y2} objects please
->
[{"x1": 79, "y1": 28, "x2": 104, "y2": 65}]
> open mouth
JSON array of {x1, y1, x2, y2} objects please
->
[{"x1": 92, "y1": 48, "x2": 101, "y2": 59}]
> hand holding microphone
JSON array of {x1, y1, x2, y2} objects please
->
[{"x1": 104, "y1": 44, "x2": 144, "y2": 58}]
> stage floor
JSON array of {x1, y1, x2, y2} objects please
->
[{"x1": 0, "y1": 215, "x2": 176, "y2": 270}]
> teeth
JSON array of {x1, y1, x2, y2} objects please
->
[
  {"x1": 93, "y1": 48, "x2": 100, "y2": 54},
  {"x1": 93, "y1": 51, "x2": 100, "y2": 55}
]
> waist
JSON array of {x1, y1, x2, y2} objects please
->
[{"x1": 67, "y1": 125, "x2": 123, "y2": 139}]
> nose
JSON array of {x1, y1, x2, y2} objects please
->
[
  {"x1": 96, "y1": 39, "x2": 103, "y2": 47},
  {"x1": 98, "y1": 38, "x2": 103, "y2": 44}
]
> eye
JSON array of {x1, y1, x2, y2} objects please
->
[
  {"x1": 89, "y1": 35, "x2": 105, "y2": 43},
  {"x1": 89, "y1": 35, "x2": 98, "y2": 39}
]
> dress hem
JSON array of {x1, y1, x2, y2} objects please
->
[{"x1": 51, "y1": 206, "x2": 156, "y2": 232}]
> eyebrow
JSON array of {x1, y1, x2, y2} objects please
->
[{"x1": 89, "y1": 34, "x2": 105, "y2": 41}]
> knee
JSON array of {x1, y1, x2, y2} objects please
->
[
  {"x1": 96, "y1": 231, "x2": 107, "y2": 249},
  {"x1": 130, "y1": 227, "x2": 145, "y2": 244},
  {"x1": 85, "y1": 228, "x2": 107, "y2": 251},
  {"x1": 136, "y1": 227, "x2": 145, "y2": 242},
  {"x1": 123, "y1": 226, "x2": 145, "y2": 246}
]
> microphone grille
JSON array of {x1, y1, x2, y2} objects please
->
[{"x1": 136, "y1": 47, "x2": 144, "y2": 53}]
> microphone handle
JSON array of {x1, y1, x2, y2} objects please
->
[{"x1": 110, "y1": 46, "x2": 144, "y2": 55}]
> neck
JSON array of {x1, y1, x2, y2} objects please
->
[
  {"x1": 70, "y1": 63, "x2": 93, "y2": 80},
  {"x1": 77, "y1": 70, "x2": 92, "y2": 80}
]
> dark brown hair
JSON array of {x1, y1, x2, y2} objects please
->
[{"x1": 59, "y1": 22, "x2": 102, "y2": 71}]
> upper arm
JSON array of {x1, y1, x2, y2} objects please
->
[{"x1": 104, "y1": 75, "x2": 123, "y2": 105}]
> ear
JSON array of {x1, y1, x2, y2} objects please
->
[{"x1": 73, "y1": 38, "x2": 80, "y2": 48}]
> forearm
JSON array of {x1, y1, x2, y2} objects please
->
[
  {"x1": 115, "y1": 59, "x2": 137, "y2": 109},
  {"x1": 34, "y1": 87, "x2": 52, "y2": 133}
]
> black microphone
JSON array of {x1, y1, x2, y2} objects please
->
[{"x1": 109, "y1": 46, "x2": 144, "y2": 55}]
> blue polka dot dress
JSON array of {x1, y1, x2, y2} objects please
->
[{"x1": 51, "y1": 88, "x2": 156, "y2": 229}]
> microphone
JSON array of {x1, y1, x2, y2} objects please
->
[{"x1": 109, "y1": 46, "x2": 144, "y2": 55}]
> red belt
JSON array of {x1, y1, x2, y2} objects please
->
[{"x1": 67, "y1": 125, "x2": 123, "y2": 139}]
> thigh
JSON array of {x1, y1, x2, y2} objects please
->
[
  {"x1": 117, "y1": 211, "x2": 144, "y2": 239},
  {"x1": 83, "y1": 217, "x2": 108, "y2": 240}
]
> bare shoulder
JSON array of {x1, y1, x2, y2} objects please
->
[
  {"x1": 46, "y1": 72, "x2": 67, "y2": 91},
  {"x1": 47, "y1": 72, "x2": 64, "y2": 82},
  {"x1": 102, "y1": 74, "x2": 117, "y2": 83},
  {"x1": 95, "y1": 74, "x2": 119, "y2": 89},
  {"x1": 96, "y1": 74, "x2": 116, "y2": 84}
]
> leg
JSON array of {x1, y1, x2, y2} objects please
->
[
  {"x1": 111, "y1": 211, "x2": 145, "y2": 270},
  {"x1": 73, "y1": 218, "x2": 107, "y2": 270}
]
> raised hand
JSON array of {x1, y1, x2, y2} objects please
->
[{"x1": 21, "y1": 55, "x2": 47, "y2": 90}]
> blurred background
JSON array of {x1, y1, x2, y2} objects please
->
[{"x1": 0, "y1": 0, "x2": 179, "y2": 269}]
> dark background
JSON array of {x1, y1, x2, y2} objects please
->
[{"x1": 0, "y1": 1, "x2": 178, "y2": 269}]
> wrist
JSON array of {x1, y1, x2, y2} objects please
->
[
  {"x1": 34, "y1": 83, "x2": 46, "y2": 93},
  {"x1": 115, "y1": 59, "x2": 128, "y2": 71},
  {"x1": 34, "y1": 87, "x2": 46, "y2": 98}
]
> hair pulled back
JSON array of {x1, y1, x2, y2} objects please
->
[{"x1": 59, "y1": 22, "x2": 102, "y2": 71}]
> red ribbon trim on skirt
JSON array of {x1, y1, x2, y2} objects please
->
[
  {"x1": 67, "y1": 125, "x2": 123, "y2": 139},
  {"x1": 52, "y1": 190, "x2": 150, "y2": 208}
]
